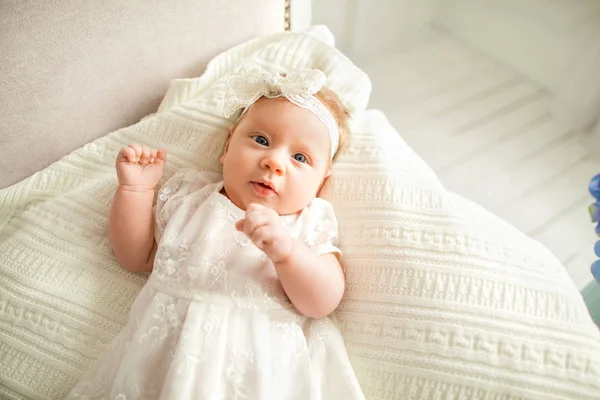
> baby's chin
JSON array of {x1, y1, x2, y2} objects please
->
[
  {"x1": 254, "y1": 200, "x2": 297, "y2": 216},
  {"x1": 248, "y1": 197, "x2": 308, "y2": 216},
  {"x1": 275, "y1": 198, "x2": 316, "y2": 216}
]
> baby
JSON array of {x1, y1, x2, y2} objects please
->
[{"x1": 66, "y1": 63, "x2": 364, "y2": 399}]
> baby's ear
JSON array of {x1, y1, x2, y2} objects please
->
[
  {"x1": 226, "y1": 126, "x2": 235, "y2": 146},
  {"x1": 220, "y1": 127, "x2": 234, "y2": 164},
  {"x1": 317, "y1": 170, "x2": 332, "y2": 197}
]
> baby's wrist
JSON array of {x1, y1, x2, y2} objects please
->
[
  {"x1": 118, "y1": 183, "x2": 157, "y2": 193},
  {"x1": 272, "y1": 238, "x2": 296, "y2": 265}
]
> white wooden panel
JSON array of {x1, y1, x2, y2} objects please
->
[
  {"x1": 438, "y1": 118, "x2": 568, "y2": 191},
  {"x1": 388, "y1": 68, "x2": 515, "y2": 129},
  {"x1": 565, "y1": 240, "x2": 599, "y2": 290},
  {"x1": 311, "y1": 0, "x2": 438, "y2": 58},
  {"x1": 498, "y1": 161, "x2": 597, "y2": 235},
  {"x1": 359, "y1": 29, "x2": 599, "y2": 290},
  {"x1": 310, "y1": 0, "x2": 351, "y2": 50},
  {"x1": 349, "y1": 0, "x2": 438, "y2": 57},
  {"x1": 532, "y1": 195, "x2": 596, "y2": 266},
  {"x1": 433, "y1": 0, "x2": 600, "y2": 89},
  {"x1": 433, "y1": 0, "x2": 600, "y2": 129},
  {"x1": 423, "y1": 97, "x2": 551, "y2": 174},
  {"x1": 478, "y1": 135, "x2": 588, "y2": 211}
]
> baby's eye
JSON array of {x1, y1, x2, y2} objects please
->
[
  {"x1": 293, "y1": 153, "x2": 307, "y2": 163},
  {"x1": 252, "y1": 135, "x2": 269, "y2": 146}
]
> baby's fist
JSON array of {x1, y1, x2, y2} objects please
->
[
  {"x1": 116, "y1": 144, "x2": 166, "y2": 191},
  {"x1": 236, "y1": 203, "x2": 293, "y2": 262}
]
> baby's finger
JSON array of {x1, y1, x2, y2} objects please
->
[
  {"x1": 251, "y1": 225, "x2": 274, "y2": 249},
  {"x1": 235, "y1": 219, "x2": 245, "y2": 232},
  {"x1": 156, "y1": 148, "x2": 167, "y2": 166},
  {"x1": 140, "y1": 146, "x2": 151, "y2": 165},
  {"x1": 149, "y1": 149, "x2": 157, "y2": 164},
  {"x1": 244, "y1": 209, "x2": 273, "y2": 233},
  {"x1": 126, "y1": 147, "x2": 137, "y2": 163},
  {"x1": 118, "y1": 147, "x2": 136, "y2": 163},
  {"x1": 129, "y1": 144, "x2": 143, "y2": 162}
]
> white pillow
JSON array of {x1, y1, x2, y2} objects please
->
[
  {"x1": 0, "y1": 30, "x2": 599, "y2": 400},
  {"x1": 324, "y1": 110, "x2": 600, "y2": 399}
]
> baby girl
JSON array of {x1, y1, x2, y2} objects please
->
[{"x1": 66, "y1": 62, "x2": 364, "y2": 399}]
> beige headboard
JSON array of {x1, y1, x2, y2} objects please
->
[{"x1": 0, "y1": 0, "x2": 309, "y2": 189}]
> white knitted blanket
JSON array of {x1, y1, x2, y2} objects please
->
[{"x1": 1, "y1": 31, "x2": 600, "y2": 400}]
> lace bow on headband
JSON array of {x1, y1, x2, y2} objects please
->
[{"x1": 223, "y1": 61, "x2": 339, "y2": 159}]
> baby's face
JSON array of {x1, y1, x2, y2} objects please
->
[{"x1": 220, "y1": 97, "x2": 331, "y2": 215}]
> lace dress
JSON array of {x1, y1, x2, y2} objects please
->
[{"x1": 66, "y1": 169, "x2": 364, "y2": 400}]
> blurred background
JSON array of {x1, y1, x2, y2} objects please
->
[{"x1": 311, "y1": 0, "x2": 600, "y2": 300}]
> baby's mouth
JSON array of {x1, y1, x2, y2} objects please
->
[{"x1": 251, "y1": 181, "x2": 277, "y2": 196}]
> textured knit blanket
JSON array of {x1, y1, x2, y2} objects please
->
[{"x1": 1, "y1": 31, "x2": 600, "y2": 400}]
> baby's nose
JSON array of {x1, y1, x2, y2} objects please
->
[{"x1": 261, "y1": 152, "x2": 286, "y2": 176}]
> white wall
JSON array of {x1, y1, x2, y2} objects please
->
[
  {"x1": 432, "y1": 0, "x2": 600, "y2": 130},
  {"x1": 311, "y1": 0, "x2": 600, "y2": 131},
  {"x1": 311, "y1": 0, "x2": 438, "y2": 59},
  {"x1": 290, "y1": 0, "x2": 312, "y2": 31},
  {"x1": 594, "y1": 120, "x2": 600, "y2": 153},
  {"x1": 311, "y1": 0, "x2": 350, "y2": 50}
]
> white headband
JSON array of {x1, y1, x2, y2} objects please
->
[{"x1": 223, "y1": 61, "x2": 339, "y2": 159}]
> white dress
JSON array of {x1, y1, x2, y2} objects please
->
[{"x1": 66, "y1": 169, "x2": 364, "y2": 400}]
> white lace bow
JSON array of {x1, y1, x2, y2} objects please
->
[{"x1": 223, "y1": 61, "x2": 339, "y2": 159}]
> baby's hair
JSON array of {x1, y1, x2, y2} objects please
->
[{"x1": 313, "y1": 87, "x2": 351, "y2": 162}]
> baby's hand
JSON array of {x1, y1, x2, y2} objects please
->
[
  {"x1": 236, "y1": 203, "x2": 293, "y2": 262},
  {"x1": 116, "y1": 144, "x2": 166, "y2": 191}
]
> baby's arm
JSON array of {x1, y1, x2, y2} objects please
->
[
  {"x1": 274, "y1": 244, "x2": 344, "y2": 319},
  {"x1": 109, "y1": 144, "x2": 166, "y2": 272},
  {"x1": 237, "y1": 203, "x2": 344, "y2": 319},
  {"x1": 109, "y1": 188, "x2": 157, "y2": 272}
]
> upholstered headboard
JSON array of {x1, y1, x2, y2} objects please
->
[{"x1": 0, "y1": 0, "x2": 309, "y2": 189}]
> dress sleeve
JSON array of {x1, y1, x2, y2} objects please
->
[
  {"x1": 154, "y1": 169, "x2": 221, "y2": 241},
  {"x1": 299, "y1": 198, "x2": 342, "y2": 259}
]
